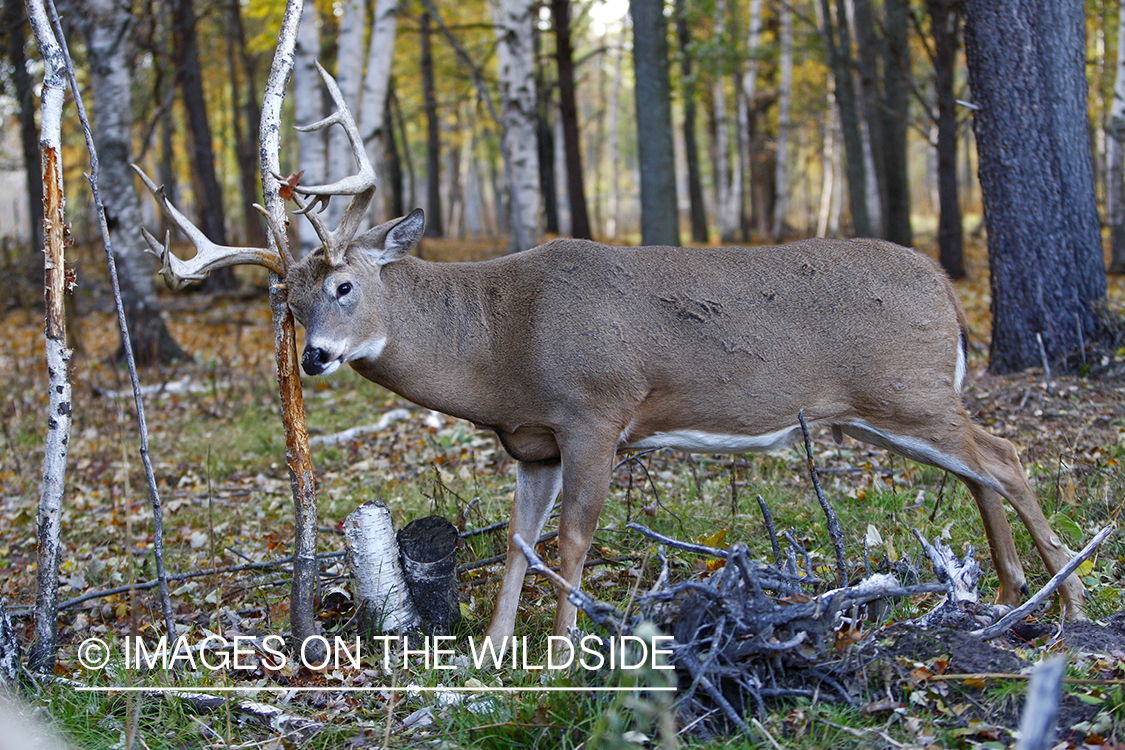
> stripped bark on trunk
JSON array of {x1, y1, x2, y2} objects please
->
[
  {"x1": 261, "y1": 0, "x2": 324, "y2": 659},
  {"x1": 26, "y1": 0, "x2": 71, "y2": 673}
]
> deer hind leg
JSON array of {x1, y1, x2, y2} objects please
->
[
  {"x1": 844, "y1": 418, "x2": 1086, "y2": 617},
  {"x1": 485, "y1": 460, "x2": 563, "y2": 647}
]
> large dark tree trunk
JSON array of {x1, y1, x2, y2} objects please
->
[
  {"x1": 820, "y1": 0, "x2": 871, "y2": 237},
  {"x1": 964, "y1": 0, "x2": 1106, "y2": 373},
  {"x1": 4, "y1": 0, "x2": 44, "y2": 254},
  {"x1": 386, "y1": 80, "x2": 406, "y2": 220},
  {"x1": 929, "y1": 0, "x2": 964, "y2": 278},
  {"x1": 535, "y1": 26, "x2": 559, "y2": 236},
  {"x1": 226, "y1": 0, "x2": 265, "y2": 246},
  {"x1": 173, "y1": 0, "x2": 237, "y2": 289},
  {"x1": 87, "y1": 0, "x2": 187, "y2": 366},
  {"x1": 629, "y1": 0, "x2": 679, "y2": 247},
  {"x1": 882, "y1": 0, "x2": 913, "y2": 248},
  {"x1": 420, "y1": 11, "x2": 444, "y2": 238},
  {"x1": 551, "y1": 0, "x2": 591, "y2": 239},
  {"x1": 675, "y1": 0, "x2": 708, "y2": 243}
]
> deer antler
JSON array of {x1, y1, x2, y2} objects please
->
[
  {"x1": 133, "y1": 62, "x2": 376, "y2": 289},
  {"x1": 132, "y1": 165, "x2": 293, "y2": 290},
  {"x1": 290, "y1": 60, "x2": 377, "y2": 267}
]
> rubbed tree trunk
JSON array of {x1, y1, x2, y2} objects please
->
[
  {"x1": 173, "y1": 0, "x2": 237, "y2": 290},
  {"x1": 929, "y1": 0, "x2": 964, "y2": 278},
  {"x1": 882, "y1": 0, "x2": 913, "y2": 247},
  {"x1": 630, "y1": 0, "x2": 679, "y2": 247},
  {"x1": 420, "y1": 11, "x2": 444, "y2": 238},
  {"x1": 87, "y1": 0, "x2": 187, "y2": 366},
  {"x1": 675, "y1": 0, "x2": 708, "y2": 243},
  {"x1": 4, "y1": 0, "x2": 44, "y2": 253},
  {"x1": 964, "y1": 0, "x2": 1106, "y2": 373},
  {"x1": 1107, "y1": 0, "x2": 1125, "y2": 273},
  {"x1": 552, "y1": 0, "x2": 591, "y2": 239}
]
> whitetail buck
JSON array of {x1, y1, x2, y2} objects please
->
[{"x1": 136, "y1": 65, "x2": 1085, "y2": 649}]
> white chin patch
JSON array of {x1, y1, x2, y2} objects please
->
[
  {"x1": 347, "y1": 336, "x2": 387, "y2": 363},
  {"x1": 318, "y1": 359, "x2": 343, "y2": 376}
]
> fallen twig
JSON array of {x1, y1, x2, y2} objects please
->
[
  {"x1": 972, "y1": 525, "x2": 1113, "y2": 639},
  {"x1": 798, "y1": 410, "x2": 847, "y2": 585}
]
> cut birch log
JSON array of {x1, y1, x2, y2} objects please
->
[
  {"x1": 344, "y1": 501, "x2": 420, "y2": 633},
  {"x1": 398, "y1": 516, "x2": 461, "y2": 634}
]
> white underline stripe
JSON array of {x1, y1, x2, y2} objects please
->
[{"x1": 75, "y1": 685, "x2": 677, "y2": 693}]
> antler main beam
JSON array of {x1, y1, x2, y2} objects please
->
[{"x1": 133, "y1": 165, "x2": 291, "y2": 290}]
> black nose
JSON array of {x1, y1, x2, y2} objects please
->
[{"x1": 302, "y1": 346, "x2": 330, "y2": 375}]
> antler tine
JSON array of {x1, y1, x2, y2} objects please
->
[
  {"x1": 133, "y1": 164, "x2": 287, "y2": 288},
  {"x1": 289, "y1": 61, "x2": 377, "y2": 266},
  {"x1": 252, "y1": 202, "x2": 297, "y2": 270}
]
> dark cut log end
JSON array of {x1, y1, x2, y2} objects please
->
[{"x1": 397, "y1": 516, "x2": 462, "y2": 636}]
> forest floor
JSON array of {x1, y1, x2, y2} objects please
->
[{"x1": 2, "y1": 236, "x2": 1125, "y2": 749}]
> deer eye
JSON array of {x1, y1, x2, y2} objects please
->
[{"x1": 336, "y1": 282, "x2": 352, "y2": 298}]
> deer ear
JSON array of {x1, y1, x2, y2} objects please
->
[
  {"x1": 385, "y1": 209, "x2": 425, "y2": 259},
  {"x1": 354, "y1": 209, "x2": 426, "y2": 266}
]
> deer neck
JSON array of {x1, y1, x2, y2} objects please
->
[{"x1": 348, "y1": 256, "x2": 506, "y2": 423}]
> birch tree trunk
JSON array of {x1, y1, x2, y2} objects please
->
[
  {"x1": 495, "y1": 0, "x2": 543, "y2": 253},
  {"x1": 327, "y1": 0, "x2": 367, "y2": 228},
  {"x1": 771, "y1": 5, "x2": 793, "y2": 241},
  {"x1": 712, "y1": 0, "x2": 739, "y2": 243},
  {"x1": 86, "y1": 0, "x2": 186, "y2": 366},
  {"x1": 25, "y1": 0, "x2": 70, "y2": 673},
  {"x1": 1107, "y1": 0, "x2": 1125, "y2": 273},
  {"x1": 293, "y1": 0, "x2": 325, "y2": 256},
  {"x1": 359, "y1": 0, "x2": 399, "y2": 227}
]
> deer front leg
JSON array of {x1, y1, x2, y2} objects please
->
[{"x1": 485, "y1": 460, "x2": 562, "y2": 649}]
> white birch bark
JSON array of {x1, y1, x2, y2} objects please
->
[
  {"x1": 495, "y1": 0, "x2": 542, "y2": 252},
  {"x1": 326, "y1": 0, "x2": 366, "y2": 227},
  {"x1": 771, "y1": 5, "x2": 793, "y2": 240},
  {"x1": 25, "y1": 0, "x2": 71, "y2": 673},
  {"x1": 358, "y1": 0, "x2": 399, "y2": 227},
  {"x1": 1107, "y1": 0, "x2": 1125, "y2": 270},
  {"x1": 709, "y1": 0, "x2": 739, "y2": 242},
  {"x1": 293, "y1": 0, "x2": 326, "y2": 256},
  {"x1": 345, "y1": 501, "x2": 420, "y2": 632}
]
